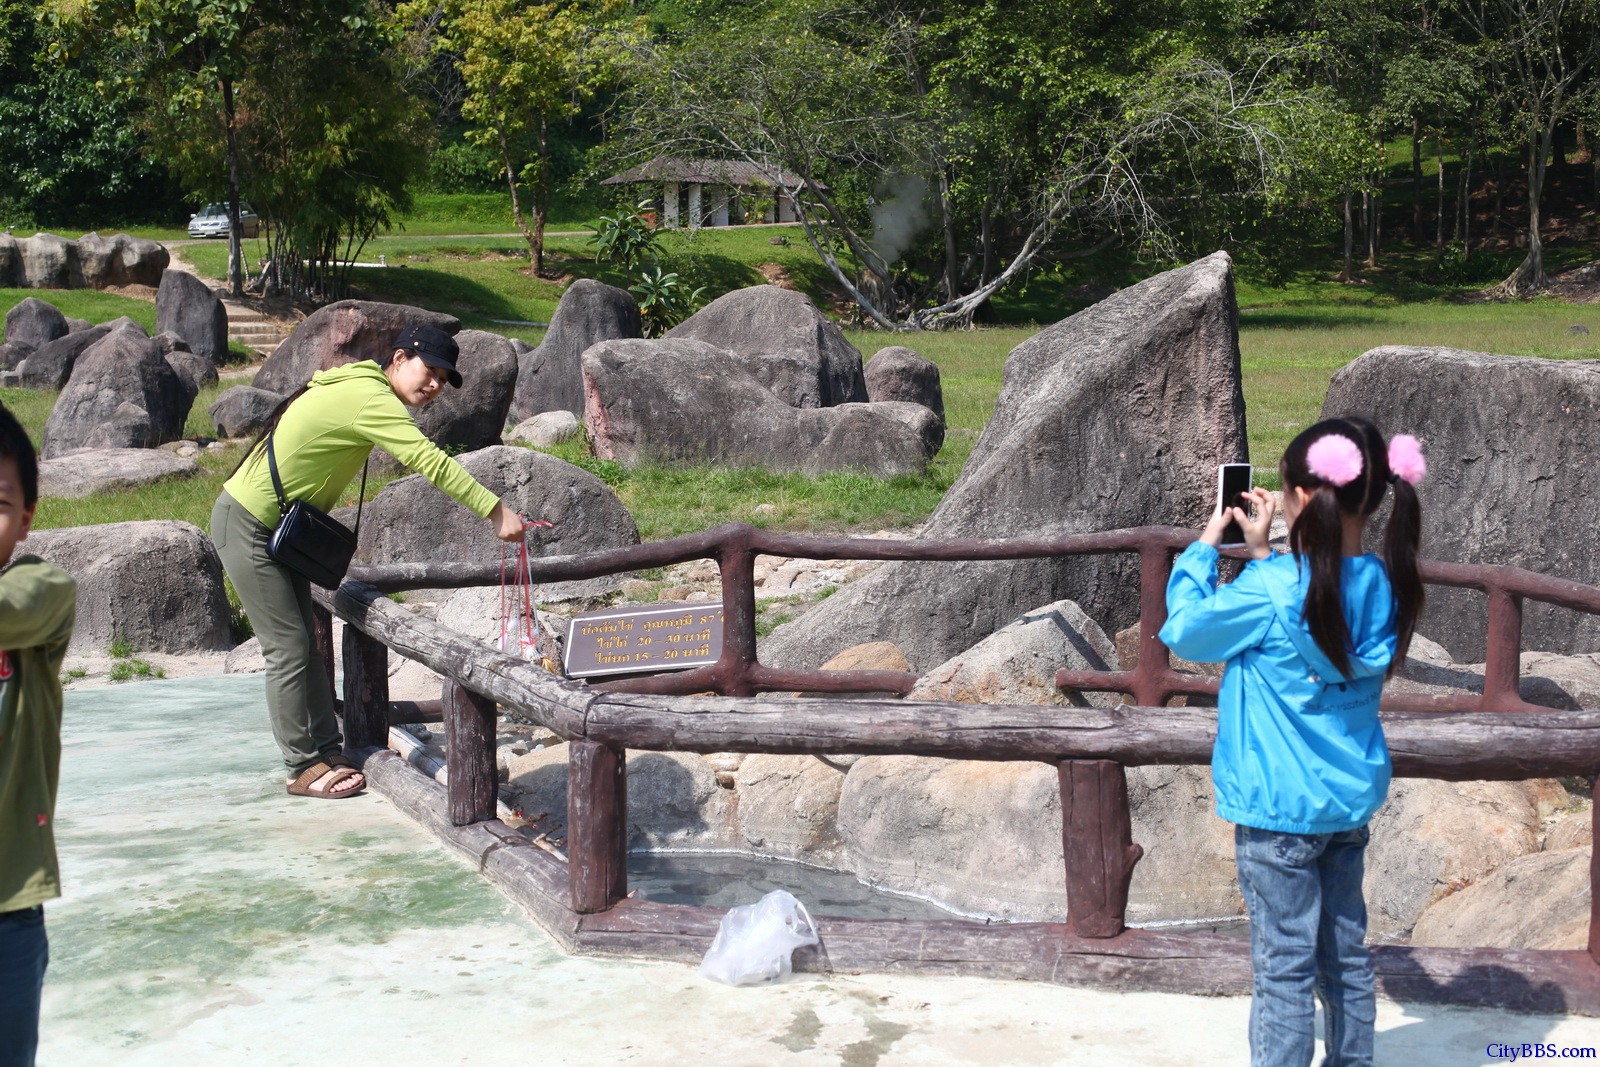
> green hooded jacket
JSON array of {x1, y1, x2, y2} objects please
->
[
  {"x1": 223, "y1": 360, "x2": 499, "y2": 527},
  {"x1": 0, "y1": 555, "x2": 76, "y2": 913}
]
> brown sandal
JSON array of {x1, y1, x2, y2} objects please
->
[{"x1": 286, "y1": 758, "x2": 366, "y2": 799}]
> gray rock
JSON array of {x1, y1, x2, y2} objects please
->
[
  {"x1": 764, "y1": 251, "x2": 1248, "y2": 672},
  {"x1": 21, "y1": 234, "x2": 75, "y2": 288},
  {"x1": 40, "y1": 326, "x2": 192, "y2": 458},
  {"x1": 665, "y1": 286, "x2": 867, "y2": 406},
  {"x1": 583, "y1": 338, "x2": 935, "y2": 477},
  {"x1": 65, "y1": 318, "x2": 92, "y2": 334},
  {"x1": 353, "y1": 445, "x2": 639, "y2": 565},
  {"x1": 866, "y1": 345, "x2": 944, "y2": 422},
  {"x1": 156, "y1": 268, "x2": 229, "y2": 363},
  {"x1": 208, "y1": 385, "x2": 285, "y2": 439},
  {"x1": 906, "y1": 597, "x2": 1119, "y2": 708},
  {"x1": 734, "y1": 754, "x2": 847, "y2": 864},
  {"x1": 160, "y1": 338, "x2": 218, "y2": 400},
  {"x1": 0, "y1": 341, "x2": 33, "y2": 372},
  {"x1": 5, "y1": 297, "x2": 67, "y2": 349},
  {"x1": 26, "y1": 520, "x2": 232, "y2": 653},
  {"x1": 512, "y1": 279, "x2": 641, "y2": 421},
  {"x1": 224, "y1": 636, "x2": 266, "y2": 674},
  {"x1": 0, "y1": 235, "x2": 19, "y2": 287},
  {"x1": 39, "y1": 448, "x2": 200, "y2": 498},
  {"x1": 1322, "y1": 346, "x2": 1600, "y2": 660},
  {"x1": 409, "y1": 329, "x2": 518, "y2": 456},
  {"x1": 507, "y1": 410, "x2": 581, "y2": 447},
  {"x1": 1409, "y1": 845, "x2": 1590, "y2": 951},
  {"x1": 868, "y1": 399, "x2": 945, "y2": 458},
  {"x1": 72, "y1": 232, "x2": 168, "y2": 288},
  {"x1": 254, "y1": 300, "x2": 460, "y2": 395}
]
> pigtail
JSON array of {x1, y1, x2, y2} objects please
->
[
  {"x1": 1290, "y1": 484, "x2": 1354, "y2": 678},
  {"x1": 1382, "y1": 474, "x2": 1424, "y2": 676}
]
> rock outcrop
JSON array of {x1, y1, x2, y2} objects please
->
[
  {"x1": 156, "y1": 269, "x2": 229, "y2": 363},
  {"x1": 665, "y1": 286, "x2": 867, "y2": 406},
  {"x1": 254, "y1": 300, "x2": 459, "y2": 394},
  {"x1": 40, "y1": 325, "x2": 192, "y2": 458},
  {"x1": 16, "y1": 325, "x2": 110, "y2": 391},
  {"x1": 764, "y1": 251, "x2": 1249, "y2": 672},
  {"x1": 1322, "y1": 346, "x2": 1600, "y2": 660},
  {"x1": 209, "y1": 386, "x2": 284, "y2": 439},
  {"x1": 26, "y1": 521, "x2": 232, "y2": 653},
  {"x1": 583, "y1": 337, "x2": 938, "y2": 477},
  {"x1": 512, "y1": 279, "x2": 640, "y2": 421},
  {"x1": 39, "y1": 448, "x2": 200, "y2": 499},
  {"x1": 5, "y1": 297, "x2": 67, "y2": 350},
  {"x1": 0, "y1": 233, "x2": 167, "y2": 289},
  {"x1": 1409, "y1": 845, "x2": 1590, "y2": 951}
]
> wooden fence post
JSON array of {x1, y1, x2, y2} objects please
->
[
  {"x1": 1590, "y1": 773, "x2": 1599, "y2": 967},
  {"x1": 341, "y1": 628, "x2": 390, "y2": 752},
  {"x1": 312, "y1": 604, "x2": 336, "y2": 712},
  {"x1": 568, "y1": 740, "x2": 627, "y2": 913},
  {"x1": 1059, "y1": 759, "x2": 1143, "y2": 938},
  {"x1": 444, "y1": 680, "x2": 498, "y2": 826}
]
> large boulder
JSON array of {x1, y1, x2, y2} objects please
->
[
  {"x1": 40, "y1": 325, "x2": 192, "y2": 458},
  {"x1": 20, "y1": 234, "x2": 75, "y2": 288},
  {"x1": 409, "y1": 329, "x2": 518, "y2": 455},
  {"x1": 1409, "y1": 845, "x2": 1590, "y2": 951},
  {"x1": 507, "y1": 410, "x2": 581, "y2": 448},
  {"x1": 1323, "y1": 347, "x2": 1600, "y2": 660},
  {"x1": 0, "y1": 235, "x2": 20, "y2": 287},
  {"x1": 75, "y1": 233, "x2": 168, "y2": 288},
  {"x1": 39, "y1": 448, "x2": 200, "y2": 499},
  {"x1": 209, "y1": 385, "x2": 285, "y2": 439},
  {"x1": 865, "y1": 345, "x2": 944, "y2": 422},
  {"x1": 665, "y1": 286, "x2": 867, "y2": 406},
  {"x1": 582, "y1": 337, "x2": 937, "y2": 477},
  {"x1": 0, "y1": 341, "x2": 32, "y2": 371},
  {"x1": 352, "y1": 445, "x2": 639, "y2": 565},
  {"x1": 512, "y1": 280, "x2": 641, "y2": 421},
  {"x1": 733, "y1": 755, "x2": 849, "y2": 864},
  {"x1": 17, "y1": 325, "x2": 111, "y2": 391},
  {"x1": 156, "y1": 269, "x2": 229, "y2": 363},
  {"x1": 158, "y1": 334, "x2": 218, "y2": 401},
  {"x1": 764, "y1": 251, "x2": 1249, "y2": 673},
  {"x1": 5, "y1": 297, "x2": 67, "y2": 350},
  {"x1": 1363, "y1": 778, "x2": 1542, "y2": 939},
  {"x1": 253, "y1": 300, "x2": 460, "y2": 395},
  {"x1": 25, "y1": 521, "x2": 232, "y2": 653},
  {"x1": 906, "y1": 598, "x2": 1118, "y2": 709}
]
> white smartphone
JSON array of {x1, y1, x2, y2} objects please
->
[{"x1": 1216, "y1": 463, "x2": 1253, "y2": 547}]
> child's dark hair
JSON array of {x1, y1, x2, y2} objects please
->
[
  {"x1": 1280, "y1": 415, "x2": 1423, "y2": 678},
  {"x1": 0, "y1": 402, "x2": 38, "y2": 509}
]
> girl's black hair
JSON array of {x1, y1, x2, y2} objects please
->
[
  {"x1": 1280, "y1": 415, "x2": 1423, "y2": 679},
  {"x1": 228, "y1": 353, "x2": 401, "y2": 479},
  {"x1": 0, "y1": 402, "x2": 38, "y2": 508}
]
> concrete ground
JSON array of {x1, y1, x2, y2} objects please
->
[{"x1": 37, "y1": 676, "x2": 1600, "y2": 1065}]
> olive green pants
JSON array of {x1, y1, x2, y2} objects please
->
[{"x1": 210, "y1": 491, "x2": 342, "y2": 777}]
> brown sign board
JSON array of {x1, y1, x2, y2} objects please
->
[{"x1": 563, "y1": 602, "x2": 725, "y2": 679}]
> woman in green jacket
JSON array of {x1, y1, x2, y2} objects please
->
[{"x1": 211, "y1": 325, "x2": 523, "y2": 799}]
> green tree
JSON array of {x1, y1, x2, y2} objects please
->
[
  {"x1": 401, "y1": 0, "x2": 640, "y2": 275},
  {"x1": 58, "y1": 0, "x2": 380, "y2": 296},
  {"x1": 617, "y1": 0, "x2": 1365, "y2": 328}
]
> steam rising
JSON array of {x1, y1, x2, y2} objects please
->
[{"x1": 871, "y1": 174, "x2": 930, "y2": 265}]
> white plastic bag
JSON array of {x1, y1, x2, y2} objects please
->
[{"x1": 697, "y1": 890, "x2": 820, "y2": 986}]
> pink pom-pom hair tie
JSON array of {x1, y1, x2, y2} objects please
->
[
  {"x1": 1387, "y1": 434, "x2": 1426, "y2": 485},
  {"x1": 1305, "y1": 433, "x2": 1364, "y2": 487}
]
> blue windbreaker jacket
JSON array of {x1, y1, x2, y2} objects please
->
[{"x1": 1160, "y1": 542, "x2": 1399, "y2": 834}]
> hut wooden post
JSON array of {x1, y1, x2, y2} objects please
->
[
  {"x1": 341, "y1": 627, "x2": 390, "y2": 752},
  {"x1": 445, "y1": 680, "x2": 498, "y2": 826},
  {"x1": 312, "y1": 604, "x2": 336, "y2": 711},
  {"x1": 1059, "y1": 759, "x2": 1143, "y2": 939},
  {"x1": 568, "y1": 740, "x2": 627, "y2": 914}
]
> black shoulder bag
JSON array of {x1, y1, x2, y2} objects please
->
[{"x1": 264, "y1": 433, "x2": 368, "y2": 590}]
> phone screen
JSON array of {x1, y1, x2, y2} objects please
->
[{"x1": 1218, "y1": 463, "x2": 1253, "y2": 546}]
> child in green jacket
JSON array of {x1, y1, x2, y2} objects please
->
[{"x1": 0, "y1": 402, "x2": 77, "y2": 1067}]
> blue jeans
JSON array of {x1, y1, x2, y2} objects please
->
[
  {"x1": 1235, "y1": 825, "x2": 1375, "y2": 1067},
  {"x1": 0, "y1": 906, "x2": 47, "y2": 1067}
]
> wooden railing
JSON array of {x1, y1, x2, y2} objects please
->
[{"x1": 309, "y1": 524, "x2": 1600, "y2": 1013}]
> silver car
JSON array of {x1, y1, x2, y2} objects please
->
[{"x1": 187, "y1": 202, "x2": 260, "y2": 239}]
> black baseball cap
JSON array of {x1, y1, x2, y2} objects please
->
[{"x1": 394, "y1": 323, "x2": 463, "y2": 388}]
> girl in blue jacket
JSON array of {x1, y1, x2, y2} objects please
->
[{"x1": 1161, "y1": 416, "x2": 1425, "y2": 1067}]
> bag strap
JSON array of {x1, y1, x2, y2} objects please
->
[{"x1": 266, "y1": 430, "x2": 369, "y2": 531}]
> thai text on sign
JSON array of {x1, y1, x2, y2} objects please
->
[{"x1": 562, "y1": 602, "x2": 725, "y2": 678}]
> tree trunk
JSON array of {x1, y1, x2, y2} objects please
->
[
  {"x1": 1436, "y1": 136, "x2": 1445, "y2": 249},
  {"x1": 532, "y1": 116, "x2": 549, "y2": 278},
  {"x1": 938, "y1": 165, "x2": 959, "y2": 303},
  {"x1": 499, "y1": 126, "x2": 537, "y2": 269},
  {"x1": 1412, "y1": 119, "x2": 1424, "y2": 241},
  {"x1": 1341, "y1": 194, "x2": 1354, "y2": 282},
  {"x1": 1493, "y1": 153, "x2": 1505, "y2": 239},
  {"x1": 221, "y1": 76, "x2": 244, "y2": 299},
  {"x1": 1505, "y1": 132, "x2": 1551, "y2": 294}
]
